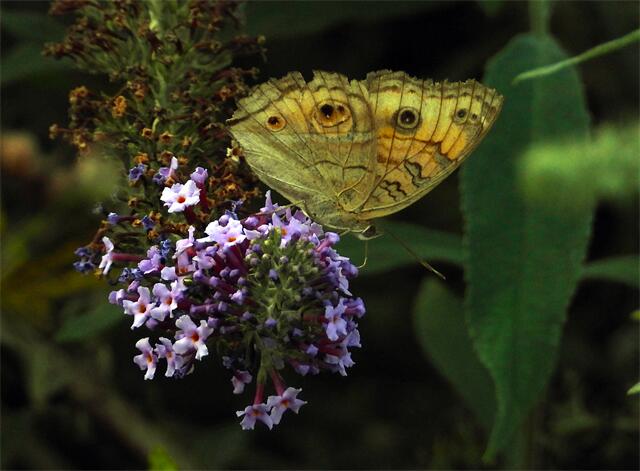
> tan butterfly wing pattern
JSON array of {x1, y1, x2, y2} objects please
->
[
  {"x1": 228, "y1": 71, "x2": 377, "y2": 231},
  {"x1": 228, "y1": 70, "x2": 503, "y2": 236},
  {"x1": 358, "y1": 70, "x2": 503, "y2": 220}
]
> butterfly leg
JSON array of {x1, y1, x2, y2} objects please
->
[{"x1": 356, "y1": 238, "x2": 369, "y2": 269}]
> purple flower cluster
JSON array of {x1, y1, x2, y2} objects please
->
[{"x1": 106, "y1": 192, "x2": 365, "y2": 429}]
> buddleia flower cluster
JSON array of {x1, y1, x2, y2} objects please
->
[
  {"x1": 101, "y1": 192, "x2": 365, "y2": 429},
  {"x1": 46, "y1": 0, "x2": 264, "y2": 258},
  {"x1": 52, "y1": 0, "x2": 366, "y2": 429}
]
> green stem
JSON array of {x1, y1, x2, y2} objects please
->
[{"x1": 514, "y1": 28, "x2": 640, "y2": 84}]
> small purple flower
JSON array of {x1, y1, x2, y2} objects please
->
[
  {"x1": 141, "y1": 215, "x2": 156, "y2": 230},
  {"x1": 230, "y1": 289, "x2": 245, "y2": 304},
  {"x1": 324, "y1": 300, "x2": 348, "y2": 341},
  {"x1": 236, "y1": 404, "x2": 273, "y2": 430},
  {"x1": 155, "y1": 337, "x2": 183, "y2": 377},
  {"x1": 128, "y1": 164, "x2": 147, "y2": 182},
  {"x1": 159, "y1": 239, "x2": 173, "y2": 258},
  {"x1": 345, "y1": 297, "x2": 366, "y2": 318},
  {"x1": 260, "y1": 190, "x2": 281, "y2": 214},
  {"x1": 190, "y1": 166, "x2": 208, "y2": 186},
  {"x1": 108, "y1": 288, "x2": 127, "y2": 305},
  {"x1": 193, "y1": 246, "x2": 216, "y2": 270},
  {"x1": 74, "y1": 247, "x2": 91, "y2": 258},
  {"x1": 153, "y1": 172, "x2": 166, "y2": 185},
  {"x1": 160, "y1": 180, "x2": 200, "y2": 213},
  {"x1": 157, "y1": 156, "x2": 178, "y2": 182},
  {"x1": 138, "y1": 246, "x2": 163, "y2": 274},
  {"x1": 161, "y1": 266, "x2": 178, "y2": 281},
  {"x1": 133, "y1": 338, "x2": 157, "y2": 380},
  {"x1": 173, "y1": 315, "x2": 213, "y2": 360},
  {"x1": 175, "y1": 226, "x2": 196, "y2": 258},
  {"x1": 118, "y1": 267, "x2": 140, "y2": 283},
  {"x1": 325, "y1": 350, "x2": 355, "y2": 376},
  {"x1": 201, "y1": 218, "x2": 246, "y2": 248},
  {"x1": 272, "y1": 210, "x2": 312, "y2": 246},
  {"x1": 122, "y1": 286, "x2": 153, "y2": 329},
  {"x1": 107, "y1": 212, "x2": 120, "y2": 225},
  {"x1": 343, "y1": 328, "x2": 361, "y2": 348},
  {"x1": 173, "y1": 226, "x2": 198, "y2": 274},
  {"x1": 73, "y1": 260, "x2": 94, "y2": 273},
  {"x1": 231, "y1": 370, "x2": 253, "y2": 394},
  {"x1": 149, "y1": 282, "x2": 179, "y2": 321},
  {"x1": 266, "y1": 388, "x2": 307, "y2": 425},
  {"x1": 98, "y1": 236, "x2": 115, "y2": 275}
]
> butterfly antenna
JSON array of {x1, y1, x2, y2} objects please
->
[{"x1": 383, "y1": 225, "x2": 446, "y2": 280}]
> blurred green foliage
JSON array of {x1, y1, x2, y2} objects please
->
[
  {"x1": 414, "y1": 278, "x2": 496, "y2": 430},
  {"x1": 1, "y1": 1, "x2": 638, "y2": 469}
]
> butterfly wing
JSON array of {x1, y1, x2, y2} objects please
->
[
  {"x1": 356, "y1": 71, "x2": 503, "y2": 220},
  {"x1": 228, "y1": 71, "x2": 376, "y2": 228},
  {"x1": 228, "y1": 72, "x2": 325, "y2": 205}
]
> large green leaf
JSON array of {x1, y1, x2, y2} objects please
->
[
  {"x1": 337, "y1": 221, "x2": 463, "y2": 276},
  {"x1": 414, "y1": 278, "x2": 496, "y2": 430},
  {"x1": 460, "y1": 34, "x2": 592, "y2": 459}
]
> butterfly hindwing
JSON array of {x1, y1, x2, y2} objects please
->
[
  {"x1": 303, "y1": 71, "x2": 377, "y2": 212},
  {"x1": 356, "y1": 72, "x2": 503, "y2": 219},
  {"x1": 228, "y1": 72, "x2": 329, "y2": 205}
]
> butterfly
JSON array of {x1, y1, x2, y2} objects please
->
[{"x1": 228, "y1": 70, "x2": 503, "y2": 239}]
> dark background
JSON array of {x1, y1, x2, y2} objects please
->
[{"x1": 2, "y1": 1, "x2": 638, "y2": 469}]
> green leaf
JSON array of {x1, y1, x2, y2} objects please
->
[
  {"x1": 414, "y1": 278, "x2": 496, "y2": 430},
  {"x1": 55, "y1": 299, "x2": 122, "y2": 343},
  {"x1": 337, "y1": 221, "x2": 463, "y2": 276},
  {"x1": 581, "y1": 255, "x2": 639, "y2": 288},
  {"x1": 460, "y1": 34, "x2": 592, "y2": 459},
  {"x1": 627, "y1": 382, "x2": 640, "y2": 395}
]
